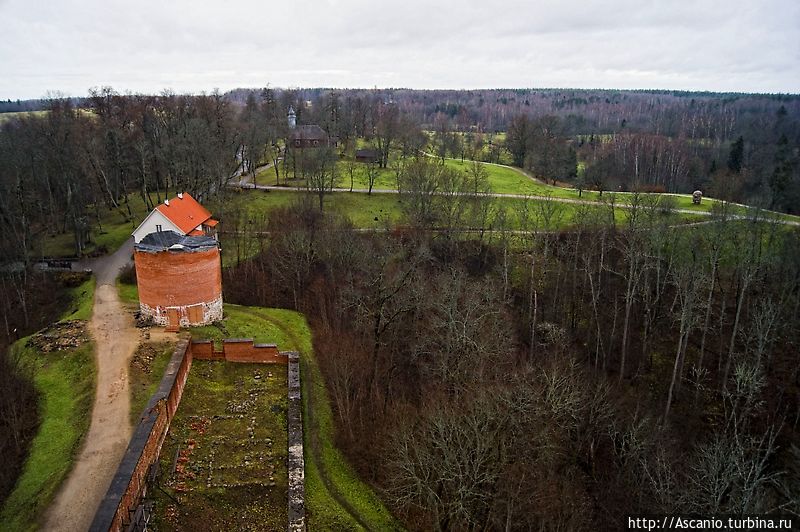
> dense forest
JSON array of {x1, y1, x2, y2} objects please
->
[
  {"x1": 225, "y1": 194, "x2": 800, "y2": 530},
  {"x1": 1, "y1": 86, "x2": 800, "y2": 526}
]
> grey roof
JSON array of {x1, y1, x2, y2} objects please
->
[
  {"x1": 355, "y1": 148, "x2": 380, "y2": 158},
  {"x1": 135, "y1": 230, "x2": 218, "y2": 253},
  {"x1": 290, "y1": 124, "x2": 328, "y2": 141}
]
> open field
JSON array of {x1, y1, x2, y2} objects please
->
[
  {"x1": 151, "y1": 361, "x2": 289, "y2": 531},
  {"x1": 255, "y1": 156, "x2": 799, "y2": 225},
  {"x1": 0, "y1": 111, "x2": 49, "y2": 124},
  {"x1": 0, "y1": 278, "x2": 96, "y2": 532},
  {"x1": 217, "y1": 188, "x2": 703, "y2": 230}
]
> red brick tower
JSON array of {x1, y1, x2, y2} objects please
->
[{"x1": 133, "y1": 231, "x2": 222, "y2": 328}]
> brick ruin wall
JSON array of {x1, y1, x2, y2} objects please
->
[
  {"x1": 90, "y1": 339, "x2": 298, "y2": 532},
  {"x1": 191, "y1": 339, "x2": 286, "y2": 364},
  {"x1": 133, "y1": 248, "x2": 223, "y2": 326}
]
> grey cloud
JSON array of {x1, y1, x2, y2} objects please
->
[{"x1": 0, "y1": 0, "x2": 797, "y2": 99}]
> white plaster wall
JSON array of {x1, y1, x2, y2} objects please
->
[{"x1": 132, "y1": 210, "x2": 183, "y2": 243}]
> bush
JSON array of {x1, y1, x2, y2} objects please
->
[
  {"x1": 634, "y1": 183, "x2": 667, "y2": 194},
  {"x1": 118, "y1": 263, "x2": 137, "y2": 285},
  {"x1": 658, "y1": 195, "x2": 678, "y2": 215}
]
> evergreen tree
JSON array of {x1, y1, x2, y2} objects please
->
[{"x1": 727, "y1": 136, "x2": 744, "y2": 173}]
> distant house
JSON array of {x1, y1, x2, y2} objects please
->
[
  {"x1": 289, "y1": 124, "x2": 335, "y2": 149},
  {"x1": 132, "y1": 192, "x2": 219, "y2": 243},
  {"x1": 355, "y1": 148, "x2": 381, "y2": 163},
  {"x1": 286, "y1": 106, "x2": 337, "y2": 150}
]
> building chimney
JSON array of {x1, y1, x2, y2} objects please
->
[
  {"x1": 178, "y1": 192, "x2": 183, "y2": 199},
  {"x1": 164, "y1": 199, "x2": 170, "y2": 206}
]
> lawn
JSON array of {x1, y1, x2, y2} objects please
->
[
  {"x1": 40, "y1": 192, "x2": 158, "y2": 258},
  {"x1": 0, "y1": 278, "x2": 96, "y2": 532},
  {"x1": 252, "y1": 154, "x2": 794, "y2": 224},
  {"x1": 220, "y1": 188, "x2": 701, "y2": 232},
  {"x1": 189, "y1": 305, "x2": 399, "y2": 530}
]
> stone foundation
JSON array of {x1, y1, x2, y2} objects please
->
[{"x1": 139, "y1": 294, "x2": 223, "y2": 327}]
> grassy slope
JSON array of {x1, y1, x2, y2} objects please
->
[
  {"x1": 190, "y1": 305, "x2": 400, "y2": 531},
  {"x1": 0, "y1": 278, "x2": 97, "y2": 532},
  {"x1": 221, "y1": 188, "x2": 698, "y2": 232},
  {"x1": 274, "y1": 155, "x2": 799, "y2": 223},
  {"x1": 128, "y1": 343, "x2": 174, "y2": 426},
  {"x1": 116, "y1": 280, "x2": 139, "y2": 305},
  {"x1": 41, "y1": 192, "x2": 158, "y2": 258}
]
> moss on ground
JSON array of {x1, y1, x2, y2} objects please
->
[
  {"x1": 188, "y1": 306, "x2": 400, "y2": 530},
  {"x1": 151, "y1": 361, "x2": 289, "y2": 531},
  {"x1": 0, "y1": 277, "x2": 97, "y2": 530}
]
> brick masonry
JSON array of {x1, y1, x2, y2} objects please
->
[
  {"x1": 134, "y1": 247, "x2": 223, "y2": 326},
  {"x1": 191, "y1": 338, "x2": 287, "y2": 364},
  {"x1": 90, "y1": 338, "x2": 302, "y2": 532}
]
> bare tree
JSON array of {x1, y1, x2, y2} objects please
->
[{"x1": 303, "y1": 147, "x2": 338, "y2": 211}]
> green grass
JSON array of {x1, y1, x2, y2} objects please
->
[
  {"x1": 226, "y1": 188, "x2": 700, "y2": 229},
  {"x1": 226, "y1": 188, "x2": 404, "y2": 229},
  {"x1": 60, "y1": 278, "x2": 96, "y2": 321},
  {"x1": 151, "y1": 361, "x2": 288, "y2": 531},
  {"x1": 128, "y1": 342, "x2": 174, "y2": 426},
  {"x1": 259, "y1": 155, "x2": 793, "y2": 224},
  {"x1": 40, "y1": 192, "x2": 157, "y2": 258},
  {"x1": 116, "y1": 280, "x2": 139, "y2": 305},
  {"x1": 216, "y1": 187, "x2": 707, "y2": 264},
  {"x1": 189, "y1": 306, "x2": 400, "y2": 530},
  {"x1": 0, "y1": 278, "x2": 96, "y2": 531},
  {"x1": 0, "y1": 344, "x2": 96, "y2": 531}
]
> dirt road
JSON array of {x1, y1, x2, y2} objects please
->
[{"x1": 43, "y1": 238, "x2": 140, "y2": 532}]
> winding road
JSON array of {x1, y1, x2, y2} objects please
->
[{"x1": 43, "y1": 239, "x2": 140, "y2": 532}]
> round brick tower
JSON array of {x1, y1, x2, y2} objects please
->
[{"x1": 133, "y1": 231, "x2": 223, "y2": 327}]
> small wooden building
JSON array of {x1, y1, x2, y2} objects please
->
[
  {"x1": 355, "y1": 148, "x2": 381, "y2": 163},
  {"x1": 289, "y1": 125, "x2": 334, "y2": 149}
]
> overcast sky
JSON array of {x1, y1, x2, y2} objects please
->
[{"x1": 1, "y1": 0, "x2": 798, "y2": 100}]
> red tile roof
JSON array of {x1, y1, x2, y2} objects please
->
[{"x1": 156, "y1": 193, "x2": 213, "y2": 234}]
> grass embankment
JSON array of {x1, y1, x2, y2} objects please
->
[
  {"x1": 0, "y1": 278, "x2": 96, "y2": 532},
  {"x1": 217, "y1": 187, "x2": 704, "y2": 265},
  {"x1": 116, "y1": 280, "x2": 139, "y2": 306},
  {"x1": 128, "y1": 342, "x2": 174, "y2": 426},
  {"x1": 190, "y1": 305, "x2": 400, "y2": 531}
]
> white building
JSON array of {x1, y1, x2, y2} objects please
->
[{"x1": 132, "y1": 192, "x2": 219, "y2": 244}]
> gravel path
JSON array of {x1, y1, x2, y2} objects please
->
[{"x1": 43, "y1": 238, "x2": 140, "y2": 532}]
